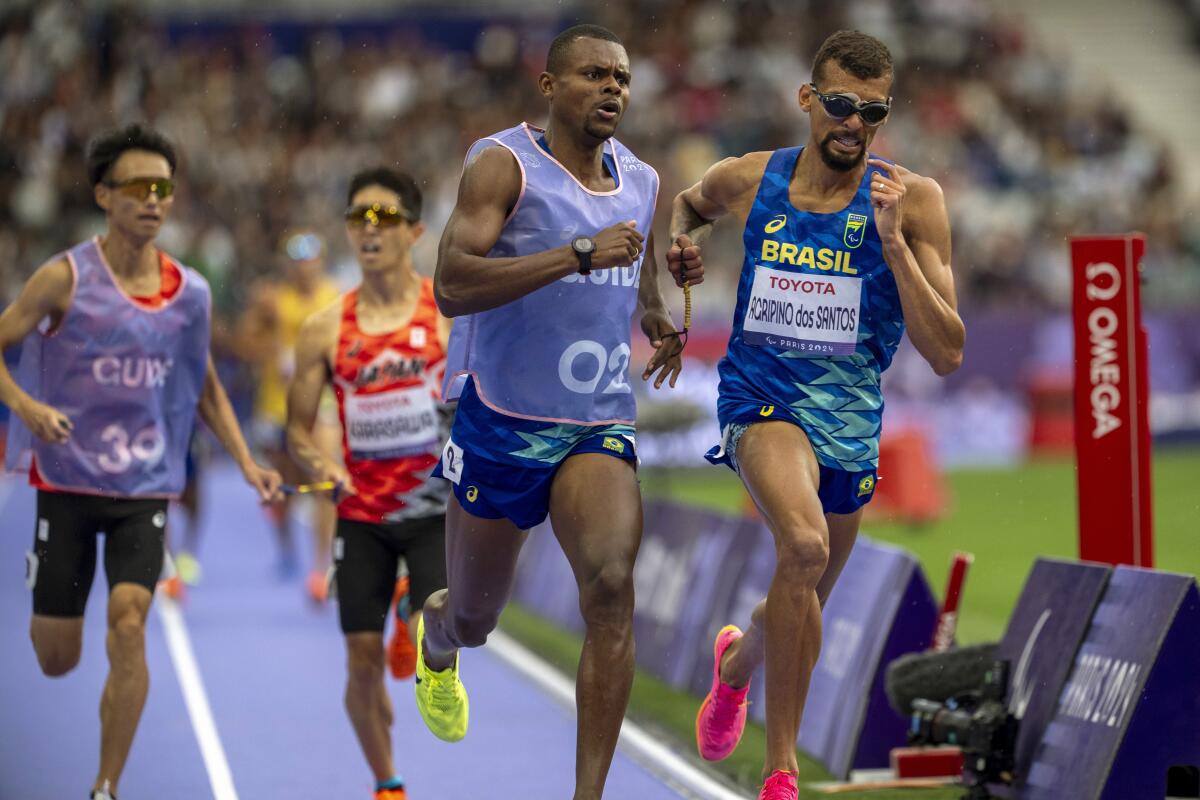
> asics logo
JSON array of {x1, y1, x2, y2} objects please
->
[{"x1": 764, "y1": 215, "x2": 787, "y2": 234}]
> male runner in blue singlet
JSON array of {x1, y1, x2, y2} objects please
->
[
  {"x1": 420, "y1": 24, "x2": 701, "y2": 800},
  {"x1": 669, "y1": 31, "x2": 965, "y2": 800}
]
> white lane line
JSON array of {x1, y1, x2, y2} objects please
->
[
  {"x1": 487, "y1": 630, "x2": 752, "y2": 800},
  {"x1": 158, "y1": 598, "x2": 239, "y2": 800}
]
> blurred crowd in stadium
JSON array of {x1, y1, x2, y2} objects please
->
[
  {"x1": 4, "y1": 0, "x2": 1198, "y2": 307},
  {"x1": 2, "y1": 0, "x2": 1199, "y2": 470}
]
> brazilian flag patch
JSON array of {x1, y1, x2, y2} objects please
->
[
  {"x1": 857, "y1": 474, "x2": 876, "y2": 497},
  {"x1": 602, "y1": 436, "x2": 626, "y2": 454}
]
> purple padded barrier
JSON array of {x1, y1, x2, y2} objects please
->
[
  {"x1": 799, "y1": 537, "x2": 935, "y2": 778},
  {"x1": 685, "y1": 517, "x2": 773, "y2": 700},
  {"x1": 1022, "y1": 567, "x2": 1199, "y2": 800},
  {"x1": 850, "y1": 561, "x2": 938, "y2": 771},
  {"x1": 633, "y1": 505, "x2": 748, "y2": 687},
  {"x1": 993, "y1": 558, "x2": 1111, "y2": 797}
]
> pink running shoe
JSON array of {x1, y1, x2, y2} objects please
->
[
  {"x1": 695, "y1": 624, "x2": 750, "y2": 761},
  {"x1": 758, "y1": 769, "x2": 799, "y2": 800}
]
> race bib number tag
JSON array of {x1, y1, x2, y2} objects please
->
[
  {"x1": 742, "y1": 265, "x2": 861, "y2": 355},
  {"x1": 441, "y1": 439, "x2": 464, "y2": 485},
  {"x1": 345, "y1": 384, "x2": 438, "y2": 460}
]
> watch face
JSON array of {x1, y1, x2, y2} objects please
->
[{"x1": 574, "y1": 237, "x2": 595, "y2": 254}]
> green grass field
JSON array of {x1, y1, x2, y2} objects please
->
[{"x1": 499, "y1": 447, "x2": 1200, "y2": 799}]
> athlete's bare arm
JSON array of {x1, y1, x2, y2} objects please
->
[
  {"x1": 434, "y1": 146, "x2": 646, "y2": 317},
  {"x1": 667, "y1": 153, "x2": 771, "y2": 282},
  {"x1": 671, "y1": 153, "x2": 771, "y2": 243},
  {"x1": 0, "y1": 259, "x2": 75, "y2": 443},
  {"x1": 198, "y1": 353, "x2": 283, "y2": 501},
  {"x1": 286, "y1": 303, "x2": 354, "y2": 492},
  {"x1": 868, "y1": 158, "x2": 964, "y2": 375},
  {"x1": 633, "y1": 230, "x2": 684, "y2": 389}
]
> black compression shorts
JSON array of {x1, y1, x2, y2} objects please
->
[
  {"x1": 334, "y1": 515, "x2": 447, "y2": 634},
  {"x1": 28, "y1": 490, "x2": 167, "y2": 617}
]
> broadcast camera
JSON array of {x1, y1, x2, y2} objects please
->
[{"x1": 887, "y1": 647, "x2": 1019, "y2": 800}]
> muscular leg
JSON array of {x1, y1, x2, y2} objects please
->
[
  {"x1": 548, "y1": 453, "x2": 642, "y2": 800},
  {"x1": 723, "y1": 422, "x2": 831, "y2": 775},
  {"x1": 30, "y1": 615, "x2": 84, "y2": 676},
  {"x1": 344, "y1": 632, "x2": 396, "y2": 783},
  {"x1": 421, "y1": 496, "x2": 526, "y2": 670},
  {"x1": 721, "y1": 508, "x2": 862, "y2": 686},
  {"x1": 95, "y1": 583, "x2": 153, "y2": 794},
  {"x1": 29, "y1": 492, "x2": 94, "y2": 676}
]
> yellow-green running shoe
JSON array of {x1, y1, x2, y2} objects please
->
[
  {"x1": 414, "y1": 614, "x2": 469, "y2": 742},
  {"x1": 175, "y1": 551, "x2": 202, "y2": 585}
]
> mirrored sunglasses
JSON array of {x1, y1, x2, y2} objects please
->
[
  {"x1": 344, "y1": 203, "x2": 415, "y2": 228},
  {"x1": 809, "y1": 85, "x2": 891, "y2": 126},
  {"x1": 106, "y1": 177, "x2": 176, "y2": 201}
]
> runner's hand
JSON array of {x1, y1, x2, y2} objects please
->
[
  {"x1": 641, "y1": 307, "x2": 684, "y2": 389},
  {"x1": 18, "y1": 398, "x2": 72, "y2": 444},
  {"x1": 592, "y1": 221, "x2": 645, "y2": 269},
  {"x1": 316, "y1": 462, "x2": 357, "y2": 502},
  {"x1": 867, "y1": 158, "x2": 906, "y2": 244},
  {"x1": 666, "y1": 235, "x2": 704, "y2": 287},
  {"x1": 242, "y1": 461, "x2": 284, "y2": 504}
]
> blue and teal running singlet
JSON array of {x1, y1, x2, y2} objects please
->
[{"x1": 709, "y1": 146, "x2": 905, "y2": 472}]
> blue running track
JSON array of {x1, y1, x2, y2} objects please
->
[{"x1": 0, "y1": 466, "x2": 690, "y2": 799}]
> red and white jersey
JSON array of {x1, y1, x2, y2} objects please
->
[{"x1": 332, "y1": 279, "x2": 449, "y2": 522}]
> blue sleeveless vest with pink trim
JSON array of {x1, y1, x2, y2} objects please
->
[
  {"x1": 442, "y1": 123, "x2": 659, "y2": 425},
  {"x1": 6, "y1": 238, "x2": 211, "y2": 498}
]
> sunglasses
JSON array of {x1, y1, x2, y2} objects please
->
[
  {"x1": 105, "y1": 176, "x2": 176, "y2": 201},
  {"x1": 344, "y1": 203, "x2": 415, "y2": 228},
  {"x1": 809, "y1": 85, "x2": 891, "y2": 126}
]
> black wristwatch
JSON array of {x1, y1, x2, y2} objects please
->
[{"x1": 572, "y1": 236, "x2": 596, "y2": 275}]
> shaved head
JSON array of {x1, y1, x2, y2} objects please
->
[{"x1": 546, "y1": 24, "x2": 623, "y2": 74}]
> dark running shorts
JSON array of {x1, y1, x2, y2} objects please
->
[
  {"x1": 28, "y1": 490, "x2": 167, "y2": 617},
  {"x1": 707, "y1": 414, "x2": 878, "y2": 515},
  {"x1": 334, "y1": 514, "x2": 447, "y2": 634}
]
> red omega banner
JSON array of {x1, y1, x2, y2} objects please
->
[{"x1": 1070, "y1": 235, "x2": 1153, "y2": 567}]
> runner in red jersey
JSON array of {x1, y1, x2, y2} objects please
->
[
  {"x1": 331, "y1": 279, "x2": 448, "y2": 524},
  {"x1": 287, "y1": 167, "x2": 450, "y2": 800}
]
